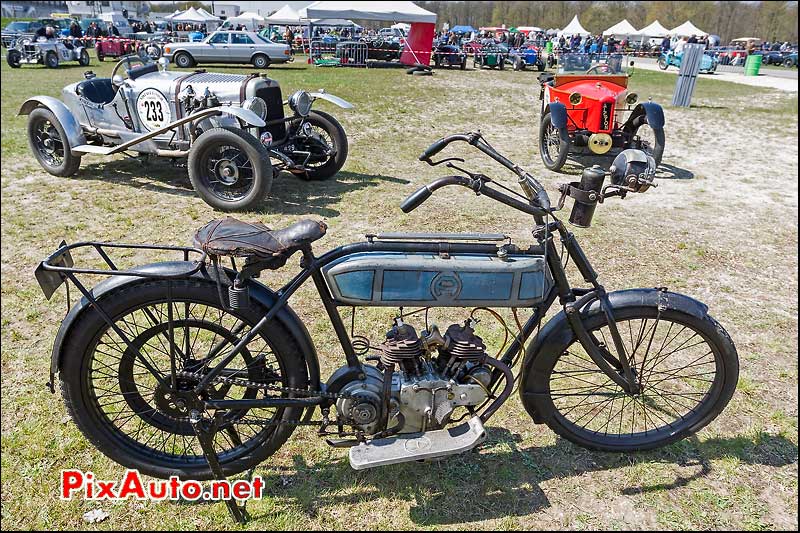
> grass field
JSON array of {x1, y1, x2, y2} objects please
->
[{"x1": 1, "y1": 55, "x2": 797, "y2": 531}]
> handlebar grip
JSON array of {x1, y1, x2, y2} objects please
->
[
  {"x1": 400, "y1": 186, "x2": 432, "y2": 213},
  {"x1": 419, "y1": 137, "x2": 449, "y2": 161}
]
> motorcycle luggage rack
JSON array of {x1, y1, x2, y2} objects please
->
[
  {"x1": 35, "y1": 240, "x2": 207, "y2": 300},
  {"x1": 366, "y1": 232, "x2": 511, "y2": 243}
]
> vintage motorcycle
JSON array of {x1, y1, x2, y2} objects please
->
[{"x1": 36, "y1": 133, "x2": 738, "y2": 522}]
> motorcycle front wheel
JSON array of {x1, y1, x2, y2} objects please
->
[
  {"x1": 59, "y1": 278, "x2": 308, "y2": 479},
  {"x1": 540, "y1": 306, "x2": 738, "y2": 452}
]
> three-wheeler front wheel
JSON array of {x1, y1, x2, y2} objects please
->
[
  {"x1": 26, "y1": 107, "x2": 82, "y2": 176},
  {"x1": 188, "y1": 127, "x2": 273, "y2": 212}
]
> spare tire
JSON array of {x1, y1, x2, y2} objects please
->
[
  {"x1": 412, "y1": 69, "x2": 433, "y2": 76},
  {"x1": 406, "y1": 66, "x2": 421, "y2": 74}
]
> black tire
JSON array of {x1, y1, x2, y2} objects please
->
[
  {"x1": 406, "y1": 66, "x2": 421, "y2": 74},
  {"x1": 513, "y1": 57, "x2": 523, "y2": 71},
  {"x1": 27, "y1": 107, "x2": 81, "y2": 176},
  {"x1": 539, "y1": 306, "x2": 738, "y2": 452},
  {"x1": 6, "y1": 49, "x2": 21, "y2": 68},
  {"x1": 434, "y1": 55, "x2": 441, "y2": 68},
  {"x1": 45, "y1": 50, "x2": 59, "y2": 68},
  {"x1": 174, "y1": 51, "x2": 195, "y2": 68},
  {"x1": 295, "y1": 110, "x2": 348, "y2": 180},
  {"x1": 539, "y1": 111, "x2": 570, "y2": 171},
  {"x1": 188, "y1": 127, "x2": 272, "y2": 211},
  {"x1": 537, "y1": 60, "x2": 545, "y2": 72},
  {"x1": 628, "y1": 117, "x2": 665, "y2": 167},
  {"x1": 96, "y1": 49, "x2": 104, "y2": 61},
  {"x1": 78, "y1": 48, "x2": 90, "y2": 66},
  {"x1": 412, "y1": 69, "x2": 432, "y2": 76},
  {"x1": 252, "y1": 53, "x2": 270, "y2": 69},
  {"x1": 145, "y1": 43, "x2": 162, "y2": 60},
  {"x1": 460, "y1": 57, "x2": 467, "y2": 70},
  {"x1": 498, "y1": 57, "x2": 504, "y2": 70},
  {"x1": 59, "y1": 279, "x2": 308, "y2": 480},
  {"x1": 657, "y1": 56, "x2": 668, "y2": 70},
  {"x1": 783, "y1": 58, "x2": 794, "y2": 68}
]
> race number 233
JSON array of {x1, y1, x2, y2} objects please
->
[{"x1": 136, "y1": 89, "x2": 172, "y2": 131}]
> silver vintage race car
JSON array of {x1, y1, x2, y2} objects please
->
[
  {"x1": 18, "y1": 55, "x2": 352, "y2": 211},
  {"x1": 6, "y1": 37, "x2": 90, "y2": 68}
]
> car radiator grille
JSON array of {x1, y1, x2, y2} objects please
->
[{"x1": 256, "y1": 86, "x2": 287, "y2": 142}]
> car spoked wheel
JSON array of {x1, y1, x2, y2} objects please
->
[
  {"x1": 293, "y1": 110, "x2": 348, "y2": 181},
  {"x1": 7, "y1": 49, "x2": 21, "y2": 68},
  {"x1": 539, "y1": 111, "x2": 570, "y2": 171},
  {"x1": 78, "y1": 49, "x2": 90, "y2": 66},
  {"x1": 541, "y1": 308, "x2": 738, "y2": 451},
  {"x1": 629, "y1": 119, "x2": 665, "y2": 167},
  {"x1": 59, "y1": 280, "x2": 308, "y2": 479},
  {"x1": 26, "y1": 107, "x2": 81, "y2": 176},
  {"x1": 188, "y1": 127, "x2": 272, "y2": 211}
]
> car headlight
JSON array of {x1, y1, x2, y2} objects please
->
[
  {"x1": 242, "y1": 97, "x2": 267, "y2": 121},
  {"x1": 288, "y1": 90, "x2": 312, "y2": 117},
  {"x1": 569, "y1": 92, "x2": 582, "y2": 105},
  {"x1": 626, "y1": 92, "x2": 638, "y2": 105}
]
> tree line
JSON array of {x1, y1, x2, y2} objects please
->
[{"x1": 417, "y1": 1, "x2": 799, "y2": 43}]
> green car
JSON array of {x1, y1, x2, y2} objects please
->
[{"x1": 473, "y1": 42, "x2": 507, "y2": 69}]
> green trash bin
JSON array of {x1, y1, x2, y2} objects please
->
[
  {"x1": 744, "y1": 54, "x2": 762, "y2": 76},
  {"x1": 546, "y1": 41, "x2": 553, "y2": 55}
]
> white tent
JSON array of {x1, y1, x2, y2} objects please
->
[
  {"x1": 603, "y1": 19, "x2": 637, "y2": 37},
  {"x1": 224, "y1": 11, "x2": 267, "y2": 29},
  {"x1": 557, "y1": 15, "x2": 590, "y2": 37},
  {"x1": 670, "y1": 20, "x2": 707, "y2": 37},
  {"x1": 637, "y1": 20, "x2": 670, "y2": 38},
  {"x1": 170, "y1": 7, "x2": 207, "y2": 23},
  {"x1": 196, "y1": 8, "x2": 220, "y2": 21},
  {"x1": 164, "y1": 9, "x2": 182, "y2": 20},
  {"x1": 267, "y1": 5, "x2": 302, "y2": 25},
  {"x1": 301, "y1": 1, "x2": 437, "y2": 24}
]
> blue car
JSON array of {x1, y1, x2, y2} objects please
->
[
  {"x1": 658, "y1": 50, "x2": 718, "y2": 73},
  {"x1": 507, "y1": 40, "x2": 545, "y2": 71}
]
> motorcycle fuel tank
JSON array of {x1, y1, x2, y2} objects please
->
[{"x1": 323, "y1": 252, "x2": 552, "y2": 307}]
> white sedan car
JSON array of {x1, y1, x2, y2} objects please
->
[{"x1": 163, "y1": 30, "x2": 292, "y2": 68}]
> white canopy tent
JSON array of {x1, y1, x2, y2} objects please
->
[
  {"x1": 670, "y1": 20, "x2": 707, "y2": 37},
  {"x1": 164, "y1": 9, "x2": 182, "y2": 20},
  {"x1": 169, "y1": 7, "x2": 219, "y2": 24},
  {"x1": 557, "y1": 15, "x2": 590, "y2": 37},
  {"x1": 222, "y1": 11, "x2": 267, "y2": 30},
  {"x1": 636, "y1": 20, "x2": 670, "y2": 38},
  {"x1": 603, "y1": 19, "x2": 637, "y2": 38},
  {"x1": 266, "y1": 5, "x2": 302, "y2": 25},
  {"x1": 301, "y1": 1, "x2": 437, "y2": 24}
]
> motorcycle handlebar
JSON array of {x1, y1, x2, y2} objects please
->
[
  {"x1": 400, "y1": 176, "x2": 473, "y2": 213},
  {"x1": 419, "y1": 133, "x2": 477, "y2": 162}
]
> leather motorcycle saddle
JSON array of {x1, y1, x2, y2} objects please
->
[{"x1": 194, "y1": 217, "x2": 327, "y2": 268}]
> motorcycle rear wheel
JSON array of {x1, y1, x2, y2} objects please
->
[{"x1": 59, "y1": 279, "x2": 308, "y2": 480}]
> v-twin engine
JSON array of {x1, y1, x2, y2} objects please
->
[{"x1": 333, "y1": 318, "x2": 494, "y2": 435}]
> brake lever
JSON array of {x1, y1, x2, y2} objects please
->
[{"x1": 429, "y1": 157, "x2": 465, "y2": 166}]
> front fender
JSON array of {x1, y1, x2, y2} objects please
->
[
  {"x1": 18, "y1": 96, "x2": 86, "y2": 149},
  {"x1": 519, "y1": 288, "x2": 709, "y2": 423},
  {"x1": 217, "y1": 106, "x2": 266, "y2": 128},
  {"x1": 47, "y1": 261, "x2": 320, "y2": 393},
  {"x1": 310, "y1": 92, "x2": 354, "y2": 109},
  {"x1": 639, "y1": 102, "x2": 665, "y2": 129},
  {"x1": 546, "y1": 102, "x2": 568, "y2": 129}
]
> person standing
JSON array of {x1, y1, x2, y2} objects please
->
[{"x1": 661, "y1": 34, "x2": 671, "y2": 53}]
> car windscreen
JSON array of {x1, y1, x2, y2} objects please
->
[
  {"x1": 5, "y1": 22, "x2": 30, "y2": 31},
  {"x1": 558, "y1": 53, "x2": 628, "y2": 75}
]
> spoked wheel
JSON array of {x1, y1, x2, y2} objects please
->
[
  {"x1": 78, "y1": 49, "x2": 90, "y2": 66},
  {"x1": 657, "y1": 57, "x2": 668, "y2": 70},
  {"x1": 292, "y1": 110, "x2": 348, "y2": 180},
  {"x1": 7, "y1": 49, "x2": 21, "y2": 68},
  {"x1": 539, "y1": 111, "x2": 570, "y2": 171},
  {"x1": 188, "y1": 127, "x2": 272, "y2": 211},
  {"x1": 27, "y1": 107, "x2": 81, "y2": 176},
  {"x1": 628, "y1": 118, "x2": 665, "y2": 167},
  {"x1": 59, "y1": 279, "x2": 308, "y2": 479},
  {"x1": 541, "y1": 306, "x2": 738, "y2": 451}
]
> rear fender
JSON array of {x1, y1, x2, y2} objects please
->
[
  {"x1": 18, "y1": 96, "x2": 86, "y2": 148},
  {"x1": 545, "y1": 102, "x2": 568, "y2": 129},
  {"x1": 46, "y1": 261, "x2": 321, "y2": 394},
  {"x1": 518, "y1": 288, "x2": 708, "y2": 423}
]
